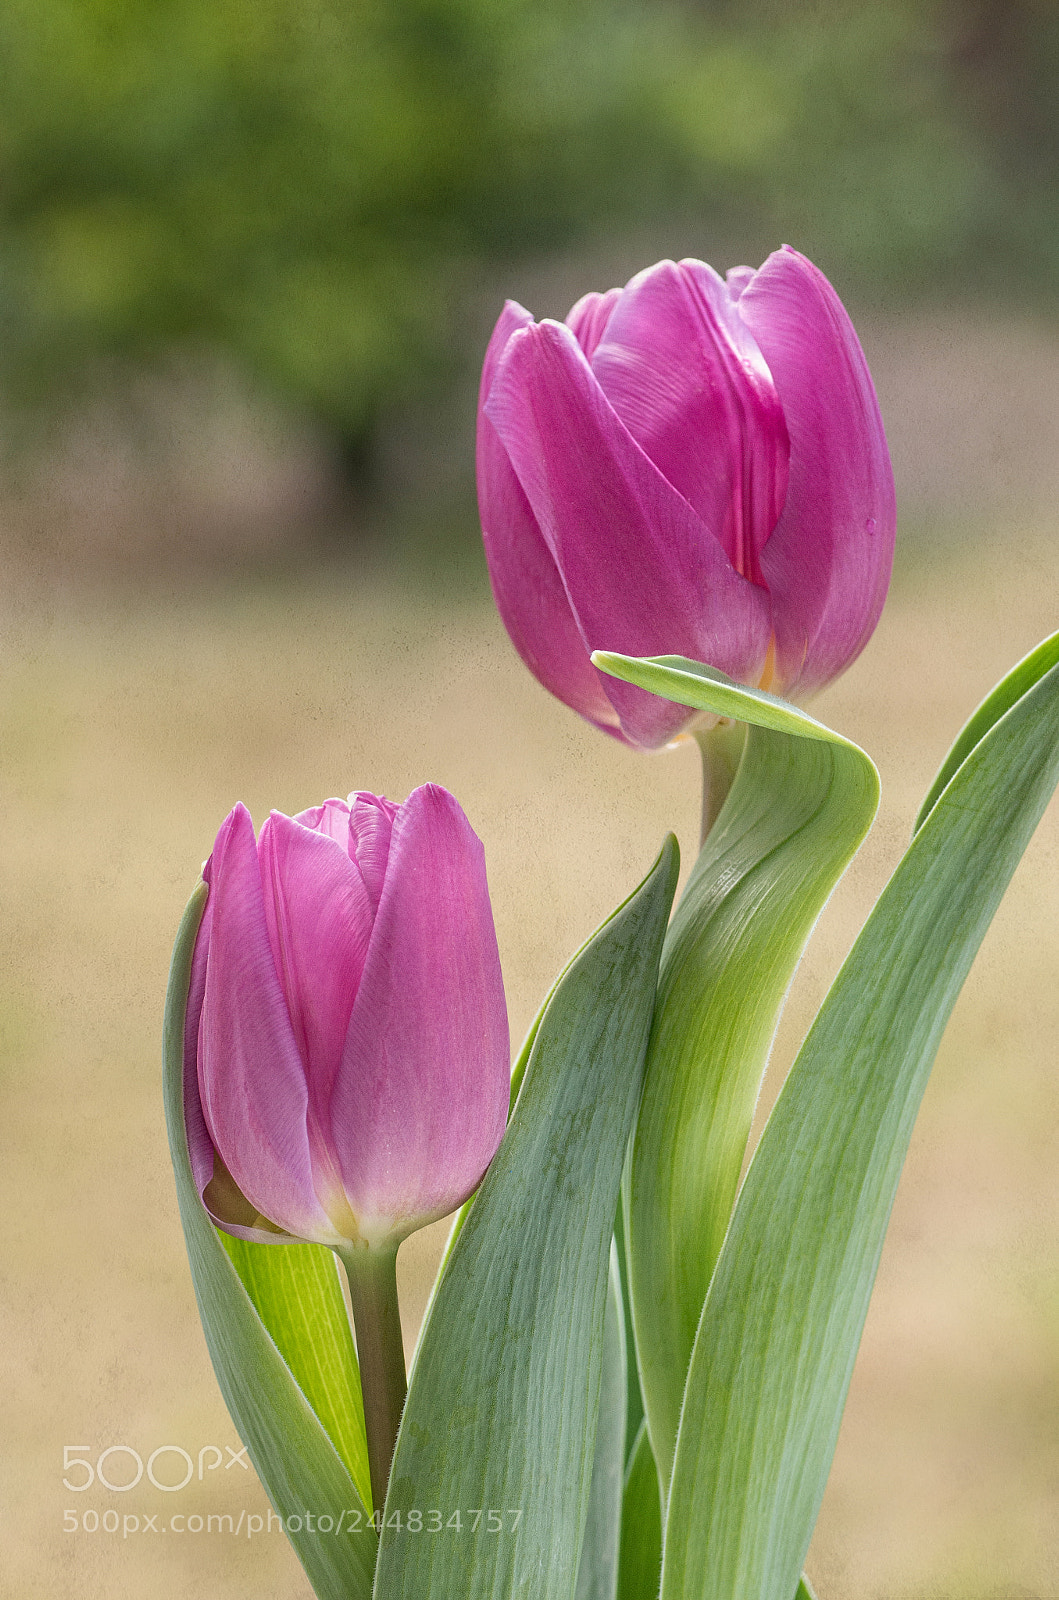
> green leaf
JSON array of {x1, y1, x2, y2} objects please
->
[
  {"x1": 612, "y1": 1200, "x2": 644, "y2": 1462},
  {"x1": 591, "y1": 651, "x2": 865, "y2": 746},
  {"x1": 915, "y1": 629, "x2": 1059, "y2": 833},
  {"x1": 617, "y1": 1422, "x2": 662, "y2": 1600},
  {"x1": 162, "y1": 884, "x2": 375, "y2": 1600},
  {"x1": 218, "y1": 1234, "x2": 371, "y2": 1510},
  {"x1": 411, "y1": 959, "x2": 573, "y2": 1366},
  {"x1": 373, "y1": 838, "x2": 680, "y2": 1600},
  {"x1": 594, "y1": 652, "x2": 879, "y2": 1482},
  {"x1": 661, "y1": 634, "x2": 1059, "y2": 1600},
  {"x1": 575, "y1": 1244, "x2": 628, "y2": 1600}
]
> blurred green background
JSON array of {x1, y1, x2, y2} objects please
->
[
  {"x1": 2, "y1": 0, "x2": 1059, "y2": 519},
  {"x1": 1, "y1": 3, "x2": 1058, "y2": 1599}
]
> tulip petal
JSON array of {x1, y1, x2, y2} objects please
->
[
  {"x1": 565, "y1": 286, "x2": 622, "y2": 359},
  {"x1": 183, "y1": 872, "x2": 294, "y2": 1242},
  {"x1": 258, "y1": 810, "x2": 374, "y2": 1198},
  {"x1": 485, "y1": 318, "x2": 771, "y2": 747},
  {"x1": 478, "y1": 302, "x2": 621, "y2": 736},
  {"x1": 332, "y1": 785, "x2": 510, "y2": 1245},
  {"x1": 183, "y1": 880, "x2": 217, "y2": 1203},
  {"x1": 737, "y1": 247, "x2": 895, "y2": 696},
  {"x1": 198, "y1": 805, "x2": 338, "y2": 1244},
  {"x1": 295, "y1": 795, "x2": 352, "y2": 845},
  {"x1": 347, "y1": 792, "x2": 399, "y2": 914},
  {"x1": 590, "y1": 259, "x2": 789, "y2": 586},
  {"x1": 725, "y1": 264, "x2": 755, "y2": 299}
]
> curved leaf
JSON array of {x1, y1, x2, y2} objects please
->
[
  {"x1": 915, "y1": 628, "x2": 1059, "y2": 832},
  {"x1": 591, "y1": 651, "x2": 865, "y2": 746},
  {"x1": 662, "y1": 638, "x2": 1059, "y2": 1600},
  {"x1": 373, "y1": 838, "x2": 679, "y2": 1600},
  {"x1": 594, "y1": 652, "x2": 878, "y2": 1482},
  {"x1": 163, "y1": 884, "x2": 375, "y2": 1600}
]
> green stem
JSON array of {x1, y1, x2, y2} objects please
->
[
  {"x1": 693, "y1": 721, "x2": 747, "y2": 847},
  {"x1": 337, "y1": 1244, "x2": 407, "y2": 1511}
]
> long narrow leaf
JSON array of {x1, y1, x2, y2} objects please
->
[
  {"x1": 617, "y1": 1423, "x2": 662, "y2": 1600},
  {"x1": 594, "y1": 651, "x2": 878, "y2": 1480},
  {"x1": 163, "y1": 884, "x2": 375, "y2": 1600},
  {"x1": 662, "y1": 634, "x2": 1059, "y2": 1600},
  {"x1": 414, "y1": 963, "x2": 563, "y2": 1351},
  {"x1": 612, "y1": 1200, "x2": 644, "y2": 1462},
  {"x1": 915, "y1": 629, "x2": 1059, "y2": 832},
  {"x1": 575, "y1": 1245, "x2": 628, "y2": 1600},
  {"x1": 373, "y1": 838, "x2": 679, "y2": 1600}
]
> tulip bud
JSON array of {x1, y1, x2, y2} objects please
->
[
  {"x1": 183, "y1": 785, "x2": 511, "y2": 1254},
  {"x1": 477, "y1": 247, "x2": 895, "y2": 750}
]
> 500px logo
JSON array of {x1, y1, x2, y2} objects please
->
[{"x1": 62, "y1": 1444, "x2": 250, "y2": 1493}]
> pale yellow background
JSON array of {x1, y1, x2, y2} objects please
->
[{"x1": 2, "y1": 512, "x2": 1057, "y2": 1598}]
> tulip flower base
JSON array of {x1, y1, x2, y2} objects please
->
[{"x1": 166, "y1": 628, "x2": 1059, "y2": 1600}]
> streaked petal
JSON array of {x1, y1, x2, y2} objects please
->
[
  {"x1": 258, "y1": 810, "x2": 373, "y2": 1192},
  {"x1": 347, "y1": 791, "x2": 399, "y2": 913},
  {"x1": 183, "y1": 876, "x2": 216, "y2": 1204},
  {"x1": 331, "y1": 785, "x2": 510, "y2": 1244},
  {"x1": 182, "y1": 871, "x2": 291, "y2": 1242},
  {"x1": 590, "y1": 258, "x2": 789, "y2": 586},
  {"x1": 737, "y1": 246, "x2": 895, "y2": 695},
  {"x1": 485, "y1": 317, "x2": 771, "y2": 747},
  {"x1": 565, "y1": 285, "x2": 621, "y2": 358},
  {"x1": 197, "y1": 804, "x2": 339, "y2": 1244},
  {"x1": 478, "y1": 301, "x2": 621, "y2": 735}
]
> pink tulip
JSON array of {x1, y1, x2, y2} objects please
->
[
  {"x1": 477, "y1": 246, "x2": 895, "y2": 749},
  {"x1": 183, "y1": 786, "x2": 511, "y2": 1252}
]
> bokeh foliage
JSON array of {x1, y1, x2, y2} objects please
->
[{"x1": 0, "y1": 0, "x2": 1056, "y2": 448}]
